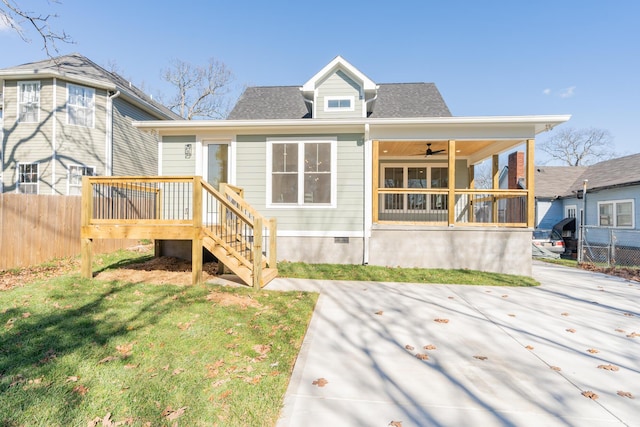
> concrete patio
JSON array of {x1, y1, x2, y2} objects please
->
[{"x1": 266, "y1": 261, "x2": 640, "y2": 426}]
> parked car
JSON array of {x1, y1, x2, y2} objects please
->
[{"x1": 533, "y1": 229, "x2": 565, "y2": 254}]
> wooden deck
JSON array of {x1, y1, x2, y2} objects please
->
[{"x1": 80, "y1": 177, "x2": 277, "y2": 288}]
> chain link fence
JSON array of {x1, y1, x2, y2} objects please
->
[{"x1": 579, "y1": 226, "x2": 640, "y2": 267}]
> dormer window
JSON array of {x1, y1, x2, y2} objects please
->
[{"x1": 324, "y1": 96, "x2": 354, "y2": 112}]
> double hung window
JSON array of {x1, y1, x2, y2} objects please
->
[
  {"x1": 17, "y1": 163, "x2": 38, "y2": 194},
  {"x1": 18, "y1": 81, "x2": 40, "y2": 123},
  {"x1": 269, "y1": 139, "x2": 336, "y2": 206},
  {"x1": 67, "y1": 84, "x2": 95, "y2": 127},
  {"x1": 598, "y1": 200, "x2": 634, "y2": 228},
  {"x1": 68, "y1": 165, "x2": 95, "y2": 195}
]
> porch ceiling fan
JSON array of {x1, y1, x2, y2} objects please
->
[{"x1": 415, "y1": 143, "x2": 446, "y2": 157}]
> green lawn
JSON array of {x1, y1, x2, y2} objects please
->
[
  {"x1": 278, "y1": 261, "x2": 540, "y2": 287},
  {"x1": 0, "y1": 251, "x2": 317, "y2": 426}
]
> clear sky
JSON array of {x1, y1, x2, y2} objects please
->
[{"x1": 2, "y1": 0, "x2": 638, "y2": 164}]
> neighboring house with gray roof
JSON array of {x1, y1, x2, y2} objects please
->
[
  {"x1": 0, "y1": 53, "x2": 179, "y2": 195},
  {"x1": 535, "y1": 153, "x2": 640, "y2": 232},
  {"x1": 135, "y1": 55, "x2": 570, "y2": 276}
]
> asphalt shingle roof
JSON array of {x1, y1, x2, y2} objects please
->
[
  {"x1": 536, "y1": 153, "x2": 640, "y2": 198},
  {"x1": 1, "y1": 53, "x2": 179, "y2": 119},
  {"x1": 227, "y1": 82, "x2": 451, "y2": 120}
]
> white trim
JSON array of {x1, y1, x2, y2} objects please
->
[
  {"x1": 157, "y1": 139, "x2": 163, "y2": 175},
  {"x1": 301, "y1": 55, "x2": 377, "y2": 92},
  {"x1": 324, "y1": 95, "x2": 355, "y2": 112},
  {"x1": 597, "y1": 199, "x2": 635, "y2": 228},
  {"x1": 66, "y1": 83, "x2": 95, "y2": 128},
  {"x1": 17, "y1": 80, "x2": 40, "y2": 123},
  {"x1": 278, "y1": 230, "x2": 364, "y2": 238},
  {"x1": 564, "y1": 205, "x2": 577, "y2": 219},
  {"x1": 266, "y1": 137, "x2": 337, "y2": 209},
  {"x1": 201, "y1": 139, "x2": 231, "y2": 187}
]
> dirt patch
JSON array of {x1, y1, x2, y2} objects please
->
[
  {"x1": 580, "y1": 264, "x2": 640, "y2": 283},
  {"x1": 94, "y1": 256, "x2": 219, "y2": 286},
  {"x1": 206, "y1": 291, "x2": 262, "y2": 309},
  {"x1": 1, "y1": 258, "x2": 80, "y2": 291}
]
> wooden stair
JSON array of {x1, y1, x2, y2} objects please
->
[{"x1": 202, "y1": 230, "x2": 277, "y2": 288}]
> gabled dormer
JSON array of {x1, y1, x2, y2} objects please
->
[{"x1": 300, "y1": 56, "x2": 378, "y2": 119}]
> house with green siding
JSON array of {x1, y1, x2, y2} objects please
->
[
  {"x1": 0, "y1": 53, "x2": 179, "y2": 195},
  {"x1": 135, "y1": 56, "x2": 571, "y2": 276}
]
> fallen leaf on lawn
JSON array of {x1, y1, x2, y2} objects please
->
[
  {"x1": 389, "y1": 421, "x2": 403, "y2": 427},
  {"x1": 566, "y1": 328, "x2": 576, "y2": 333},
  {"x1": 253, "y1": 344, "x2": 271, "y2": 355},
  {"x1": 525, "y1": 345, "x2": 534, "y2": 350},
  {"x1": 587, "y1": 348, "x2": 599, "y2": 354},
  {"x1": 211, "y1": 379, "x2": 230, "y2": 388},
  {"x1": 617, "y1": 390, "x2": 634, "y2": 399},
  {"x1": 66, "y1": 376, "x2": 79, "y2": 382},
  {"x1": 22, "y1": 312, "x2": 31, "y2": 318},
  {"x1": 72, "y1": 384, "x2": 88, "y2": 395},
  {"x1": 39, "y1": 349, "x2": 57, "y2": 364},
  {"x1": 416, "y1": 353, "x2": 429, "y2": 360},
  {"x1": 116, "y1": 343, "x2": 134, "y2": 356},
  {"x1": 162, "y1": 406, "x2": 187, "y2": 421},
  {"x1": 177, "y1": 322, "x2": 193, "y2": 330},
  {"x1": 124, "y1": 364, "x2": 139, "y2": 369},
  {"x1": 162, "y1": 365, "x2": 170, "y2": 371},
  {"x1": 423, "y1": 345, "x2": 437, "y2": 350},
  {"x1": 218, "y1": 390, "x2": 232, "y2": 400},
  {"x1": 405, "y1": 344, "x2": 414, "y2": 351},
  {"x1": 561, "y1": 312, "x2": 569, "y2": 316},
  {"x1": 312, "y1": 378, "x2": 328, "y2": 387},
  {"x1": 597, "y1": 364, "x2": 620, "y2": 371},
  {"x1": 434, "y1": 318, "x2": 449, "y2": 323},
  {"x1": 582, "y1": 391, "x2": 598, "y2": 400},
  {"x1": 375, "y1": 310, "x2": 384, "y2": 315},
  {"x1": 172, "y1": 368, "x2": 185, "y2": 375},
  {"x1": 98, "y1": 356, "x2": 118, "y2": 364},
  {"x1": 550, "y1": 366, "x2": 562, "y2": 371},
  {"x1": 474, "y1": 355, "x2": 488, "y2": 361}
]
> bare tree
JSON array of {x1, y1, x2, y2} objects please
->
[
  {"x1": 161, "y1": 57, "x2": 234, "y2": 120},
  {"x1": 1, "y1": 0, "x2": 71, "y2": 56},
  {"x1": 538, "y1": 127, "x2": 616, "y2": 166}
]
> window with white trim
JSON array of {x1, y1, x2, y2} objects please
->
[
  {"x1": 18, "y1": 81, "x2": 40, "y2": 123},
  {"x1": 17, "y1": 163, "x2": 38, "y2": 194},
  {"x1": 324, "y1": 96, "x2": 354, "y2": 111},
  {"x1": 565, "y1": 205, "x2": 577, "y2": 218},
  {"x1": 68, "y1": 165, "x2": 95, "y2": 195},
  {"x1": 268, "y1": 139, "x2": 336, "y2": 206},
  {"x1": 67, "y1": 84, "x2": 95, "y2": 127},
  {"x1": 598, "y1": 200, "x2": 634, "y2": 228}
]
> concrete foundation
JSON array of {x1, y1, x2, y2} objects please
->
[
  {"x1": 368, "y1": 226, "x2": 532, "y2": 276},
  {"x1": 277, "y1": 236, "x2": 364, "y2": 265}
]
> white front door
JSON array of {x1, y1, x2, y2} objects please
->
[{"x1": 203, "y1": 142, "x2": 230, "y2": 224}]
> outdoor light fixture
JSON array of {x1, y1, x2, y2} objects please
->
[{"x1": 184, "y1": 144, "x2": 193, "y2": 159}]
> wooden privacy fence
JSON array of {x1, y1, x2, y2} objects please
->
[{"x1": 0, "y1": 194, "x2": 139, "y2": 270}]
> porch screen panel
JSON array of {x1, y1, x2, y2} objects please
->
[
  {"x1": 384, "y1": 167, "x2": 403, "y2": 210},
  {"x1": 430, "y1": 167, "x2": 448, "y2": 211},
  {"x1": 408, "y1": 167, "x2": 426, "y2": 210},
  {"x1": 272, "y1": 143, "x2": 298, "y2": 203},
  {"x1": 304, "y1": 142, "x2": 331, "y2": 203}
]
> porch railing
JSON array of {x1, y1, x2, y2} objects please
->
[{"x1": 375, "y1": 188, "x2": 528, "y2": 227}]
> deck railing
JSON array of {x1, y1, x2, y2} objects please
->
[
  {"x1": 375, "y1": 188, "x2": 528, "y2": 227},
  {"x1": 81, "y1": 176, "x2": 276, "y2": 286}
]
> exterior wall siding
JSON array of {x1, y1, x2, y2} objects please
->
[
  {"x1": 161, "y1": 135, "x2": 197, "y2": 175},
  {"x1": 236, "y1": 133, "x2": 365, "y2": 233},
  {"x1": 112, "y1": 97, "x2": 158, "y2": 176},
  {"x1": 1, "y1": 79, "x2": 55, "y2": 193},
  {"x1": 54, "y1": 80, "x2": 108, "y2": 193},
  {"x1": 315, "y1": 70, "x2": 363, "y2": 119}
]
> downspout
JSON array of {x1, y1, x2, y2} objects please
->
[
  {"x1": 364, "y1": 93, "x2": 378, "y2": 117},
  {"x1": 105, "y1": 90, "x2": 121, "y2": 176},
  {"x1": 52, "y1": 78, "x2": 57, "y2": 193},
  {"x1": 302, "y1": 97, "x2": 314, "y2": 117},
  {"x1": 363, "y1": 122, "x2": 371, "y2": 265}
]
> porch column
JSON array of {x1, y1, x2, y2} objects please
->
[
  {"x1": 447, "y1": 140, "x2": 456, "y2": 225},
  {"x1": 526, "y1": 139, "x2": 535, "y2": 228},
  {"x1": 492, "y1": 154, "x2": 499, "y2": 222},
  {"x1": 372, "y1": 140, "x2": 379, "y2": 224}
]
